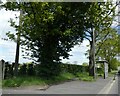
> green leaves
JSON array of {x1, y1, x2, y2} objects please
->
[
  {"x1": 6, "y1": 31, "x2": 16, "y2": 42},
  {"x1": 96, "y1": 28, "x2": 119, "y2": 71},
  {"x1": 3, "y1": 2, "x2": 88, "y2": 77}
]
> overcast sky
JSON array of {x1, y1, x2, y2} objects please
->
[{"x1": 0, "y1": 9, "x2": 90, "y2": 64}]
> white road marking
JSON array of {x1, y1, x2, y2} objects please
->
[{"x1": 97, "y1": 78, "x2": 116, "y2": 95}]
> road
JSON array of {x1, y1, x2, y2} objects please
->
[
  {"x1": 1, "y1": 76, "x2": 119, "y2": 95},
  {"x1": 108, "y1": 76, "x2": 118, "y2": 94}
]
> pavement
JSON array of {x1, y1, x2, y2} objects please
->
[{"x1": 1, "y1": 75, "x2": 118, "y2": 95}]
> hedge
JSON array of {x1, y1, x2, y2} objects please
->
[{"x1": 3, "y1": 62, "x2": 89, "y2": 79}]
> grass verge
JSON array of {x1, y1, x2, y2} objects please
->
[
  {"x1": 2, "y1": 72, "x2": 75, "y2": 88},
  {"x1": 3, "y1": 76, "x2": 46, "y2": 87},
  {"x1": 3, "y1": 72, "x2": 95, "y2": 88},
  {"x1": 76, "y1": 72, "x2": 95, "y2": 81},
  {"x1": 109, "y1": 70, "x2": 118, "y2": 77}
]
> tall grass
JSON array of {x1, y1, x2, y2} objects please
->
[
  {"x1": 76, "y1": 72, "x2": 95, "y2": 81},
  {"x1": 3, "y1": 72, "x2": 75, "y2": 87},
  {"x1": 3, "y1": 72, "x2": 96, "y2": 87}
]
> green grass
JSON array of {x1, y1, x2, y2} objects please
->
[
  {"x1": 76, "y1": 72, "x2": 95, "y2": 81},
  {"x1": 2, "y1": 72, "x2": 75, "y2": 88},
  {"x1": 43, "y1": 72, "x2": 75, "y2": 85},
  {"x1": 110, "y1": 70, "x2": 118, "y2": 74},
  {"x1": 3, "y1": 76, "x2": 46, "y2": 87},
  {"x1": 109, "y1": 70, "x2": 118, "y2": 77},
  {"x1": 3, "y1": 72, "x2": 96, "y2": 88}
]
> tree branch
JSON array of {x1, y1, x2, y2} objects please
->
[
  {"x1": 85, "y1": 36, "x2": 91, "y2": 42},
  {"x1": 95, "y1": 31, "x2": 110, "y2": 56}
]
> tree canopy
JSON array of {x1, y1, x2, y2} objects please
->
[
  {"x1": 83, "y1": 2, "x2": 116, "y2": 76},
  {"x1": 96, "y1": 28, "x2": 119, "y2": 72},
  {"x1": 3, "y1": 2, "x2": 92, "y2": 78}
]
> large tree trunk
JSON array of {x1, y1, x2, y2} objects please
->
[{"x1": 89, "y1": 41, "x2": 94, "y2": 76}]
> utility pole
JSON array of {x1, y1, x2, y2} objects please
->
[
  {"x1": 14, "y1": 9, "x2": 23, "y2": 77},
  {"x1": 118, "y1": 2, "x2": 120, "y2": 69},
  {"x1": 93, "y1": 28, "x2": 96, "y2": 79}
]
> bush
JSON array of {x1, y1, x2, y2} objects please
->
[
  {"x1": 110, "y1": 58, "x2": 118, "y2": 70},
  {"x1": 38, "y1": 62, "x2": 61, "y2": 79},
  {"x1": 3, "y1": 77, "x2": 23, "y2": 87},
  {"x1": 19, "y1": 64, "x2": 27, "y2": 76},
  {"x1": 97, "y1": 68, "x2": 103, "y2": 74},
  {"x1": 60, "y1": 63, "x2": 88, "y2": 75},
  {"x1": 4, "y1": 63, "x2": 13, "y2": 79},
  {"x1": 4, "y1": 62, "x2": 89, "y2": 79},
  {"x1": 27, "y1": 64, "x2": 35, "y2": 76}
]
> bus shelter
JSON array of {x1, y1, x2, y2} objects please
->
[{"x1": 96, "y1": 60, "x2": 108, "y2": 79}]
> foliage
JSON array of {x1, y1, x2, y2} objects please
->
[
  {"x1": 3, "y1": 72, "x2": 75, "y2": 87},
  {"x1": 110, "y1": 58, "x2": 118, "y2": 70},
  {"x1": 96, "y1": 28, "x2": 119, "y2": 72},
  {"x1": 1, "y1": 2, "x2": 117, "y2": 77},
  {"x1": 45, "y1": 72, "x2": 75, "y2": 84},
  {"x1": 19, "y1": 64, "x2": 27, "y2": 76},
  {"x1": 118, "y1": 61, "x2": 120, "y2": 66},
  {"x1": 2, "y1": 2, "x2": 92, "y2": 78},
  {"x1": 76, "y1": 72, "x2": 94, "y2": 81},
  {"x1": 3, "y1": 76, "x2": 45, "y2": 87},
  {"x1": 3, "y1": 71, "x2": 96, "y2": 88},
  {"x1": 83, "y1": 2, "x2": 116, "y2": 76},
  {"x1": 82, "y1": 62, "x2": 88, "y2": 66},
  {"x1": 109, "y1": 70, "x2": 118, "y2": 77},
  {"x1": 97, "y1": 68, "x2": 103, "y2": 75},
  {"x1": 60, "y1": 64, "x2": 89, "y2": 75},
  {"x1": 4, "y1": 63, "x2": 89, "y2": 79},
  {"x1": 27, "y1": 64, "x2": 35, "y2": 76}
]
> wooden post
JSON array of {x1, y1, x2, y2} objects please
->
[
  {"x1": 0, "y1": 60, "x2": 2, "y2": 80},
  {"x1": 14, "y1": 9, "x2": 23, "y2": 76},
  {"x1": 1, "y1": 60, "x2": 5, "y2": 80},
  {"x1": 93, "y1": 28, "x2": 96, "y2": 79}
]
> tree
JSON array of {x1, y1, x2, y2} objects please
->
[
  {"x1": 83, "y1": 2, "x2": 116, "y2": 76},
  {"x1": 96, "y1": 28, "x2": 118, "y2": 72},
  {"x1": 2, "y1": 2, "x2": 91, "y2": 78}
]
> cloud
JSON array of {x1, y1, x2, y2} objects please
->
[
  {"x1": 0, "y1": 9, "x2": 19, "y2": 22},
  {"x1": 0, "y1": 9, "x2": 19, "y2": 38},
  {"x1": 62, "y1": 40, "x2": 90, "y2": 65},
  {"x1": 0, "y1": 39, "x2": 15, "y2": 61},
  {"x1": 0, "y1": 39, "x2": 30, "y2": 63}
]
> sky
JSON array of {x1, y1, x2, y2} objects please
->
[{"x1": 0, "y1": 9, "x2": 90, "y2": 65}]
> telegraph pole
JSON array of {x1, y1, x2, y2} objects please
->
[
  {"x1": 14, "y1": 8, "x2": 23, "y2": 76},
  {"x1": 118, "y1": 1, "x2": 120, "y2": 69},
  {"x1": 93, "y1": 28, "x2": 96, "y2": 79}
]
